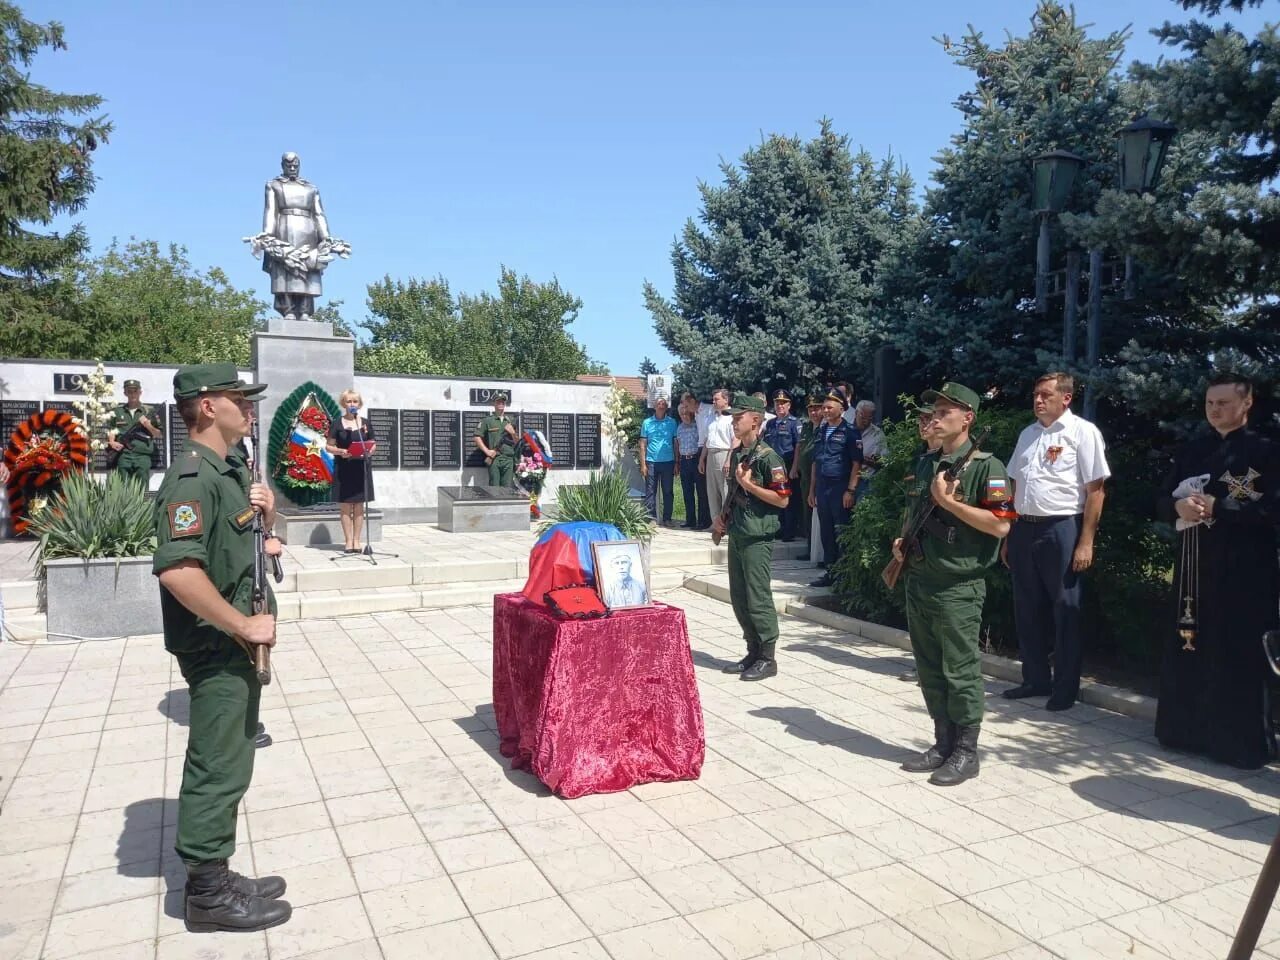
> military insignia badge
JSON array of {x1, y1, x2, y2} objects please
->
[
  {"x1": 167, "y1": 501, "x2": 203, "y2": 538},
  {"x1": 985, "y1": 477, "x2": 1010, "y2": 502},
  {"x1": 1045, "y1": 445, "x2": 1063, "y2": 464},
  {"x1": 232, "y1": 506, "x2": 255, "y2": 530},
  {"x1": 771, "y1": 466, "x2": 787, "y2": 483}
]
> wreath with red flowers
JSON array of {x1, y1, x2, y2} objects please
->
[
  {"x1": 5, "y1": 409, "x2": 91, "y2": 535},
  {"x1": 267, "y1": 382, "x2": 342, "y2": 507}
]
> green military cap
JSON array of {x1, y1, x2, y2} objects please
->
[
  {"x1": 915, "y1": 402, "x2": 935, "y2": 416},
  {"x1": 123, "y1": 378, "x2": 141, "y2": 390},
  {"x1": 921, "y1": 381, "x2": 981, "y2": 413},
  {"x1": 772, "y1": 389, "x2": 791, "y2": 403},
  {"x1": 728, "y1": 392, "x2": 766, "y2": 414},
  {"x1": 491, "y1": 391, "x2": 509, "y2": 404},
  {"x1": 172, "y1": 362, "x2": 266, "y2": 401}
]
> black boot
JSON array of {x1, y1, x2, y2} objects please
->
[
  {"x1": 225, "y1": 864, "x2": 287, "y2": 900},
  {"x1": 185, "y1": 859, "x2": 292, "y2": 933},
  {"x1": 722, "y1": 654, "x2": 756, "y2": 674},
  {"x1": 901, "y1": 719, "x2": 956, "y2": 773},
  {"x1": 929, "y1": 723, "x2": 980, "y2": 786},
  {"x1": 741, "y1": 658, "x2": 778, "y2": 681}
]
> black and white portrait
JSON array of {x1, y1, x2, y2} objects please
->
[{"x1": 592, "y1": 540, "x2": 651, "y2": 610}]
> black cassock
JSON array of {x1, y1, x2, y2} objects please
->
[{"x1": 1156, "y1": 426, "x2": 1280, "y2": 769}]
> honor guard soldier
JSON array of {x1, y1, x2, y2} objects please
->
[
  {"x1": 152, "y1": 362, "x2": 291, "y2": 932},
  {"x1": 893, "y1": 383, "x2": 1015, "y2": 786},
  {"x1": 474, "y1": 391, "x2": 518, "y2": 486},
  {"x1": 808, "y1": 390, "x2": 862, "y2": 586},
  {"x1": 716, "y1": 393, "x2": 791, "y2": 681},
  {"x1": 763, "y1": 389, "x2": 802, "y2": 540},
  {"x1": 793, "y1": 394, "x2": 824, "y2": 561},
  {"x1": 107, "y1": 378, "x2": 163, "y2": 490}
]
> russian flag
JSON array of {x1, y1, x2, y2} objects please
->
[
  {"x1": 288, "y1": 421, "x2": 335, "y2": 483},
  {"x1": 521, "y1": 521, "x2": 626, "y2": 603}
]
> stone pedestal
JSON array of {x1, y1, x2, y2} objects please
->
[
  {"x1": 438, "y1": 486, "x2": 530, "y2": 533},
  {"x1": 252, "y1": 321, "x2": 355, "y2": 505},
  {"x1": 276, "y1": 506, "x2": 383, "y2": 546}
]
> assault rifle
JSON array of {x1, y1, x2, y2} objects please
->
[
  {"x1": 711, "y1": 446, "x2": 759, "y2": 546},
  {"x1": 881, "y1": 426, "x2": 991, "y2": 590},
  {"x1": 105, "y1": 417, "x2": 153, "y2": 469},
  {"x1": 248, "y1": 416, "x2": 284, "y2": 685}
]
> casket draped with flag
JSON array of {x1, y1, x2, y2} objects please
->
[{"x1": 522, "y1": 521, "x2": 625, "y2": 603}]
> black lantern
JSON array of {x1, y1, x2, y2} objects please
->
[
  {"x1": 1118, "y1": 116, "x2": 1177, "y2": 194},
  {"x1": 1032, "y1": 150, "x2": 1085, "y2": 214}
]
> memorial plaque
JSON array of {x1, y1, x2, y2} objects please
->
[
  {"x1": 431, "y1": 410, "x2": 462, "y2": 469},
  {"x1": 575, "y1": 414, "x2": 602, "y2": 468},
  {"x1": 1, "y1": 399, "x2": 41, "y2": 448},
  {"x1": 548, "y1": 413, "x2": 575, "y2": 466},
  {"x1": 399, "y1": 410, "x2": 431, "y2": 469},
  {"x1": 53, "y1": 371, "x2": 113, "y2": 393},
  {"x1": 518, "y1": 411, "x2": 547, "y2": 438},
  {"x1": 469, "y1": 387, "x2": 513, "y2": 406},
  {"x1": 462, "y1": 411, "x2": 488, "y2": 467},
  {"x1": 43, "y1": 400, "x2": 108, "y2": 470},
  {"x1": 365, "y1": 408, "x2": 399, "y2": 470},
  {"x1": 168, "y1": 405, "x2": 191, "y2": 462}
]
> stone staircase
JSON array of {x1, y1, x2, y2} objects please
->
[{"x1": 1, "y1": 539, "x2": 810, "y2": 641}]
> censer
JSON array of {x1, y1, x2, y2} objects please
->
[{"x1": 1176, "y1": 523, "x2": 1200, "y2": 651}]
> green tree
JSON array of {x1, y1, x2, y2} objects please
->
[
  {"x1": 0, "y1": 4, "x2": 111, "y2": 349},
  {"x1": 64, "y1": 239, "x2": 266, "y2": 365},
  {"x1": 644, "y1": 120, "x2": 919, "y2": 396},
  {"x1": 638, "y1": 356, "x2": 659, "y2": 377},
  {"x1": 357, "y1": 267, "x2": 593, "y2": 380}
]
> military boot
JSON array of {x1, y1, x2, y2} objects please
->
[
  {"x1": 185, "y1": 859, "x2": 292, "y2": 933},
  {"x1": 224, "y1": 864, "x2": 287, "y2": 900},
  {"x1": 741, "y1": 658, "x2": 778, "y2": 681},
  {"x1": 929, "y1": 723, "x2": 980, "y2": 786},
  {"x1": 901, "y1": 719, "x2": 956, "y2": 773},
  {"x1": 722, "y1": 655, "x2": 756, "y2": 675}
]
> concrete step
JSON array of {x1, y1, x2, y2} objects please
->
[
  {"x1": 2, "y1": 579, "x2": 39, "y2": 615},
  {"x1": 682, "y1": 562, "x2": 830, "y2": 614}
]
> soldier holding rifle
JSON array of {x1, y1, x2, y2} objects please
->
[
  {"x1": 107, "y1": 378, "x2": 162, "y2": 490},
  {"x1": 892, "y1": 383, "x2": 1015, "y2": 786},
  {"x1": 152, "y1": 362, "x2": 291, "y2": 932}
]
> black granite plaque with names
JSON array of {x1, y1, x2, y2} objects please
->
[
  {"x1": 365, "y1": 408, "x2": 399, "y2": 470},
  {"x1": 42, "y1": 400, "x2": 108, "y2": 470},
  {"x1": 399, "y1": 410, "x2": 430, "y2": 469},
  {"x1": 575, "y1": 414, "x2": 602, "y2": 468},
  {"x1": 1, "y1": 399, "x2": 41, "y2": 449},
  {"x1": 548, "y1": 413, "x2": 574, "y2": 466},
  {"x1": 431, "y1": 410, "x2": 462, "y2": 469},
  {"x1": 462, "y1": 411, "x2": 488, "y2": 467},
  {"x1": 518, "y1": 411, "x2": 547, "y2": 439},
  {"x1": 168, "y1": 405, "x2": 190, "y2": 462}
]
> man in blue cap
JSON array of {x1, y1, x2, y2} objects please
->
[
  {"x1": 762, "y1": 389, "x2": 802, "y2": 540},
  {"x1": 894, "y1": 382, "x2": 1014, "y2": 786}
]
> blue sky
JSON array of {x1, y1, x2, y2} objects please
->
[{"x1": 22, "y1": 0, "x2": 1269, "y2": 376}]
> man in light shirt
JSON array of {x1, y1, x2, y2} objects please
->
[
  {"x1": 853, "y1": 400, "x2": 887, "y2": 501},
  {"x1": 1002, "y1": 372, "x2": 1110, "y2": 711},
  {"x1": 700, "y1": 388, "x2": 736, "y2": 523}
]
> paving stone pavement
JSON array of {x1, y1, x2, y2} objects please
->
[{"x1": 2, "y1": 578, "x2": 1280, "y2": 959}]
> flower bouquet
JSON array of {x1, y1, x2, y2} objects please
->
[{"x1": 516, "y1": 453, "x2": 548, "y2": 518}]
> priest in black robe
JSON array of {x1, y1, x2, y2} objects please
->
[{"x1": 1156, "y1": 374, "x2": 1280, "y2": 769}]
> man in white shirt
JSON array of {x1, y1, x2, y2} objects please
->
[
  {"x1": 1002, "y1": 372, "x2": 1110, "y2": 711},
  {"x1": 852, "y1": 401, "x2": 887, "y2": 501},
  {"x1": 700, "y1": 388, "x2": 736, "y2": 523}
]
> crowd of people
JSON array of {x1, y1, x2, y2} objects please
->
[{"x1": 641, "y1": 372, "x2": 1280, "y2": 784}]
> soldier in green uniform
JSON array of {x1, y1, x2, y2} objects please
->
[
  {"x1": 716, "y1": 393, "x2": 792, "y2": 682},
  {"x1": 893, "y1": 383, "x2": 1015, "y2": 786},
  {"x1": 152, "y1": 362, "x2": 292, "y2": 932},
  {"x1": 474, "y1": 391, "x2": 518, "y2": 486},
  {"x1": 107, "y1": 378, "x2": 163, "y2": 490},
  {"x1": 792, "y1": 393, "x2": 823, "y2": 561}
]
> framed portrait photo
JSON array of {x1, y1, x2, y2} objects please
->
[{"x1": 591, "y1": 539, "x2": 651, "y2": 611}]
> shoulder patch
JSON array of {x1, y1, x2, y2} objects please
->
[
  {"x1": 167, "y1": 501, "x2": 204, "y2": 538},
  {"x1": 984, "y1": 477, "x2": 1010, "y2": 502},
  {"x1": 771, "y1": 465, "x2": 787, "y2": 483},
  {"x1": 232, "y1": 506, "x2": 255, "y2": 530}
]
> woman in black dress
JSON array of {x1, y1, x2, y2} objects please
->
[{"x1": 325, "y1": 389, "x2": 377, "y2": 553}]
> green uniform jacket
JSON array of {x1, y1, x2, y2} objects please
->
[
  {"x1": 152, "y1": 441, "x2": 274, "y2": 654},
  {"x1": 476, "y1": 414, "x2": 517, "y2": 457},
  {"x1": 109, "y1": 403, "x2": 161, "y2": 456},
  {"x1": 904, "y1": 439, "x2": 1014, "y2": 579},
  {"x1": 728, "y1": 438, "x2": 790, "y2": 539}
]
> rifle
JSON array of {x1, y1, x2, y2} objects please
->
[
  {"x1": 105, "y1": 416, "x2": 154, "y2": 469},
  {"x1": 247, "y1": 416, "x2": 284, "y2": 685},
  {"x1": 881, "y1": 426, "x2": 991, "y2": 590},
  {"x1": 711, "y1": 446, "x2": 757, "y2": 546}
]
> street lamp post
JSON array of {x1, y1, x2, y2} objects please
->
[
  {"x1": 1032, "y1": 150, "x2": 1085, "y2": 313},
  {"x1": 1116, "y1": 116, "x2": 1178, "y2": 299}
]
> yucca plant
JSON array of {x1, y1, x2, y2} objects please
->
[
  {"x1": 539, "y1": 469, "x2": 655, "y2": 542},
  {"x1": 27, "y1": 470, "x2": 158, "y2": 576}
]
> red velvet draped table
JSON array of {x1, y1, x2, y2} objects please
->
[{"x1": 492, "y1": 593, "x2": 705, "y2": 798}]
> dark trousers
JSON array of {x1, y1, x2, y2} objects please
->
[
  {"x1": 645, "y1": 460, "x2": 675, "y2": 521},
  {"x1": 1008, "y1": 514, "x2": 1085, "y2": 700},
  {"x1": 678, "y1": 456, "x2": 710, "y2": 528},
  {"x1": 815, "y1": 475, "x2": 850, "y2": 566}
]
